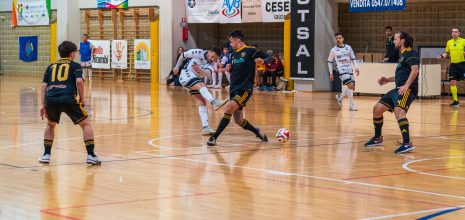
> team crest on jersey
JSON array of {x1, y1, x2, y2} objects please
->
[{"x1": 241, "y1": 52, "x2": 246, "y2": 57}]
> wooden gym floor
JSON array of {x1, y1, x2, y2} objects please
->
[{"x1": 1, "y1": 75, "x2": 465, "y2": 219}]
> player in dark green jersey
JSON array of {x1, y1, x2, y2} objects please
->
[
  {"x1": 364, "y1": 32, "x2": 419, "y2": 154},
  {"x1": 39, "y1": 41, "x2": 101, "y2": 165},
  {"x1": 207, "y1": 30, "x2": 271, "y2": 146}
]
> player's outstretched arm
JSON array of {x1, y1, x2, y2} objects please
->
[{"x1": 253, "y1": 49, "x2": 272, "y2": 64}]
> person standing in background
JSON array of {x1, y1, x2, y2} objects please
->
[
  {"x1": 437, "y1": 27, "x2": 465, "y2": 107},
  {"x1": 383, "y1": 26, "x2": 399, "y2": 63},
  {"x1": 79, "y1": 34, "x2": 95, "y2": 82}
]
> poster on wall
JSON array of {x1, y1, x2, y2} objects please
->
[
  {"x1": 241, "y1": 0, "x2": 262, "y2": 23},
  {"x1": 11, "y1": 0, "x2": 51, "y2": 27},
  {"x1": 134, "y1": 39, "x2": 151, "y2": 69},
  {"x1": 111, "y1": 40, "x2": 127, "y2": 69},
  {"x1": 186, "y1": 0, "x2": 241, "y2": 23},
  {"x1": 290, "y1": 0, "x2": 314, "y2": 80},
  {"x1": 98, "y1": 0, "x2": 129, "y2": 9},
  {"x1": 89, "y1": 40, "x2": 110, "y2": 69},
  {"x1": 261, "y1": 0, "x2": 290, "y2": 22},
  {"x1": 186, "y1": 0, "x2": 221, "y2": 23},
  {"x1": 19, "y1": 36, "x2": 38, "y2": 62}
]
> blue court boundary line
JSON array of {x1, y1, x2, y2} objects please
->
[{"x1": 417, "y1": 207, "x2": 463, "y2": 220}]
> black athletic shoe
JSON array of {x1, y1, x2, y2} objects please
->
[
  {"x1": 364, "y1": 136, "x2": 384, "y2": 147},
  {"x1": 207, "y1": 136, "x2": 216, "y2": 147},
  {"x1": 256, "y1": 129, "x2": 268, "y2": 142},
  {"x1": 450, "y1": 101, "x2": 460, "y2": 108}
]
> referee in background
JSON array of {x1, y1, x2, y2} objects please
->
[{"x1": 437, "y1": 27, "x2": 465, "y2": 107}]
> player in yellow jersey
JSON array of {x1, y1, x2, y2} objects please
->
[{"x1": 437, "y1": 27, "x2": 465, "y2": 107}]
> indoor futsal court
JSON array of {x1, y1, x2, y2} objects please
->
[
  {"x1": 2, "y1": 76, "x2": 465, "y2": 219},
  {"x1": 3, "y1": 0, "x2": 465, "y2": 219}
]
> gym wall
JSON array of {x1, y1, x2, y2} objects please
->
[{"x1": 0, "y1": 11, "x2": 57, "y2": 76}]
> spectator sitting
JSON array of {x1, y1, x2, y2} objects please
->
[
  {"x1": 216, "y1": 46, "x2": 232, "y2": 89},
  {"x1": 261, "y1": 50, "x2": 284, "y2": 91},
  {"x1": 167, "y1": 47, "x2": 185, "y2": 86}
]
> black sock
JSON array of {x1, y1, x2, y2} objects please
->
[
  {"x1": 240, "y1": 119, "x2": 259, "y2": 136},
  {"x1": 212, "y1": 114, "x2": 231, "y2": 139},
  {"x1": 84, "y1": 139, "x2": 96, "y2": 157},
  {"x1": 398, "y1": 118, "x2": 410, "y2": 144},
  {"x1": 44, "y1": 139, "x2": 53, "y2": 155},
  {"x1": 373, "y1": 117, "x2": 383, "y2": 137}
]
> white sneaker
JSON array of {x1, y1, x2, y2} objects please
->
[
  {"x1": 214, "y1": 85, "x2": 221, "y2": 89},
  {"x1": 86, "y1": 155, "x2": 102, "y2": 165},
  {"x1": 349, "y1": 104, "x2": 358, "y2": 111},
  {"x1": 212, "y1": 98, "x2": 228, "y2": 111},
  {"x1": 335, "y1": 94, "x2": 343, "y2": 108},
  {"x1": 202, "y1": 127, "x2": 215, "y2": 136},
  {"x1": 38, "y1": 154, "x2": 51, "y2": 164}
]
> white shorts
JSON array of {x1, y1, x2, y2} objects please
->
[
  {"x1": 339, "y1": 73, "x2": 355, "y2": 85},
  {"x1": 81, "y1": 61, "x2": 92, "y2": 69},
  {"x1": 179, "y1": 70, "x2": 202, "y2": 88}
]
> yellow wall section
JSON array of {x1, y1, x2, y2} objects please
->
[
  {"x1": 284, "y1": 14, "x2": 293, "y2": 90},
  {"x1": 150, "y1": 14, "x2": 159, "y2": 85},
  {"x1": 150, "y1": 14, "x2": 160, "y2": 137},
  {"x1": 50, "y1": 21, "x2": 57, "y2": 62}
]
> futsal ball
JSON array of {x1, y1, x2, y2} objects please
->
[{"x1": 276, "y1": 128, "x2": 290, "y2": 142}]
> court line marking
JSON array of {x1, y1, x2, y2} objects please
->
[
  {"x1": 40, "y1": 192, "x2": 218, "y2": 219},
  {"x1": 360, "y1": 205, "x2": 465, "y2": 220},
  {"x1": 148, "y1": 153, "x2": 465, "y2": 200},
  {"x1": 344, "y1": 165, "x2": 465, "y2": 180},
  {"x1": 136, "y1": 159, "x2": 454, "y2": 208},
  {"x1": 145, "y1": 130, "x2": 373, "y2": 151},
  {"x1": 402, "y1": 157, "x2": 465, "y2": 180},
  {"x1": 416, "y1": 207, "x2": 463, "y2": 220},
  {"x1": 0, "y1": 130, "x2": 157, "y2": 150}
]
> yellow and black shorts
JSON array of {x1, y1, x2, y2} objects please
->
[
  {"x1": 45, "y1": 95, "x2": 88, "y2": 124},
  {"x1": 231, "y1": 89, "x2": 253, "y2": 109},
  {"x1": 379, "y1": 88, "x2": 416, "y2": 112}
]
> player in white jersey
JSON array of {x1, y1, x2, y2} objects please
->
[
  {"x1": 327, "y1": 32, "x2": 360, "y2": 111},
  {"x1": 173, "y1": 47, "x2": 228, "y2": 135}
]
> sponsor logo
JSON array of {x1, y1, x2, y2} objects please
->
[
  {"x1": 222, "y1": 0, "x2": 241, "y2": 18},
  {"x1": 208, "y1": 9, "x2": 220, "y2": 15},
  {"x1": 187, "y1": 0, "x2": 196, "y2": 9}
]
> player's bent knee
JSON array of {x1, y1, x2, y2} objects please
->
[
  {"x1": 394, "y1": 107, "x2": 407, "y2": 117},
  {"x1": 373, "y1": 103, "x2": 386, "y2": 115},
  {"x1": 78, "y1": 118, "x2": 91, "y2": 128},
  {"x1": 47, "y1": 121, "x2": 56, "y2": 128}
]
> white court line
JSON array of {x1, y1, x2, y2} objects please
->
[
  {"x1": 148, "y1": 154, "x2": 465, "y2": 200},
  {"x1": 0, "y1": 130, "x2": 155, "y2": 150},
  {"x1": 360, "y1": 205, "x2": 465, "y2": 220},
  {"x1": 402, "y1": 157, "x2": 465, "y2": 180},
  {"x1": 141, "y1": 132, "x2": 368, "y2": 153}
]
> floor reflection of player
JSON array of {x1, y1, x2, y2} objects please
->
[
  {"x1": 210, "y1": 148, "x2": 257, "y2": 219},
  {"x1": 41, "y1": 166, "x2": 99, "y2": 219}
]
